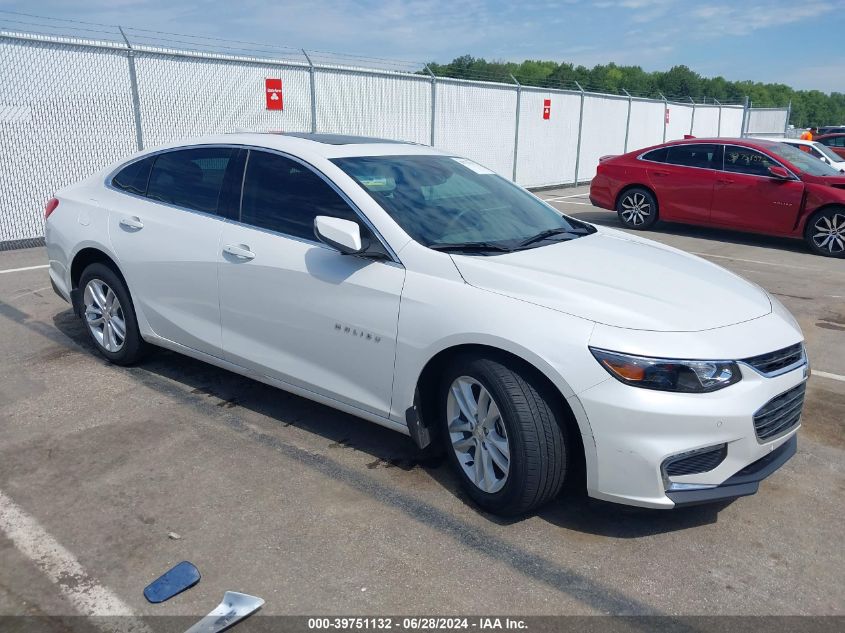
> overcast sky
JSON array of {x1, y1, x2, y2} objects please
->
[{"x1": 2, "y1": 0, "x2": 842, "y2": 93}]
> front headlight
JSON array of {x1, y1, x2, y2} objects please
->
[{"x1": 589, "y1": 347, "x2": 741, "y2": 393}]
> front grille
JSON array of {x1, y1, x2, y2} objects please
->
[
  {"x1": 753, "y1": 383, "x2": 806, "y2": 441},
  {"x1": 664, "y1": 444, "x2": 727, "y2": 477},
  {"x1": 742, "y1": 343, "x2": 804, "y2": 375}
]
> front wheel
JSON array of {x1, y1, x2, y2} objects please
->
[
  {"x1": 439, "y1": 355, "x2": 567, "y2": 516},
  {"x1": 616, "y1": 187, "x2": 658, "y2": 229},
  {"x1": 804, "y1": 207, "x2": 845, "y2": 258}
]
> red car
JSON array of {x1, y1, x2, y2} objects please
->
[
  {"x1": 590, "y1": 138, "x2": 845, "y2": 257},
  {"x1": 815, "y1": 133, "x2": 845, "y2": 159}
]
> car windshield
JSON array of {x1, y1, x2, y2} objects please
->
[
  {"x1": 811, "y1": 142, "x2": 843, "y2": 163},
  {"x1": 332, "y1": 155, "x2": 595, "y2": 252},
  {"x1": 765, "y1": 142, "x2": 841, "y2": 176}
]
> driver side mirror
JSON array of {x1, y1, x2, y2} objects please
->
[
  {"x1": 314, "y1": 216, "x2": 363, "y2": 255},
  {"x1": 768, "y1": 165, "x2": 791, "y2": 180}
]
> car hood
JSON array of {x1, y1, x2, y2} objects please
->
[{"x1": 451, "y1": 230, "x2": 772, "y2": 332}]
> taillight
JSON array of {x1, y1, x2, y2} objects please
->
[{"x1": 45, "y1": 197, "x2": 59, "y2": 220}]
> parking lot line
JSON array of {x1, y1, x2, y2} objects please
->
[
  {"x1": 814, "y1": 370, "x2": 845, "y2": 383},
  {"x1": 0, "y1": 264, "x2": 49, "y2": 274},
  {"x1": 542, "y1": 193, "x2": 590, "y2": 201},
  {"x1": 689, "y1": 252, "x2": 816, "y2": 271},
  {"x1": 0, "y1": 488, "x2": 152, "y2": 632}
]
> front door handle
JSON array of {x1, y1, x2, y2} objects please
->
[
  {"x1": 119, "y1": 216, "x2": 144, "y2": 230},
  {"x1": 223, "y1": 244, "x2": 255, "y2": 260},
  {"x1": 716, "y1": 178, "x2": 735, "y2": 185}
]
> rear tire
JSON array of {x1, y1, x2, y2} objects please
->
[
  {"x1": 439, "y1": 355, "x2": 567, "y2": 516},
  {"x1": 78, "y1": 263, "x2": 147, "y2": 365},
  {"x1": 616, "y1": 187, "x2": 658, "y2": 229},
  {"x1": 804, "y1": 207, "x2": 845, "y2": 258}
]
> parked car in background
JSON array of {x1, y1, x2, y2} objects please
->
[
  {"x1": 815, "y1": 133, "x2": 845, "y2": 159},
  {"x1": 45, "y1": 133, "x2": 807, "y2": 515},
  {"x1": 590, "y1": 137, "x2": 845, "y2": 257},
  {"x1": 759, "y1": 137, "x2": 845, "y2": 173},
  {"x1": 816, "y1": 126, "x2": 845, "y2": 136}
]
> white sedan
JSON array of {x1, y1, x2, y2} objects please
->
[
  {"x1": 45, "y1": 133, "x2": 807, "y2": 515},
  {"x1": 761, "y1": 136, "x2": 845, "y2": 173}
]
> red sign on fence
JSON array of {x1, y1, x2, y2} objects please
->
[
  {"x1": 543, "y1": 99, "x2": 551, "y2": 120},
  {"x1": 265, "y1": 78, "x2": 283, "y2": 110},
  {"x1": 665, "y1": 108, "x2": 670, "y2": 124}
]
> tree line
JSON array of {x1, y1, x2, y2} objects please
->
[{"x1": 425, "y1": 56, "x2": 844, "y2": 128}]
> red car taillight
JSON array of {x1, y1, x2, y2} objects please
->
[{"x1": 44, "y1": 197, "x2": 59, "y2": 220}]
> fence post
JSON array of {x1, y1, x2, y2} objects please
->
[
  {"x1": 302, "y1": 49, "x2": 317, "y2": 133},
  {"x1": 714, "y1": 99, "x2": 722, "y2": 136},
  {"x1": 688, "y1": 96, "x2": 696, "y2": 136},
  {"x1": 659, "y1": 92, "x2": 668, "y2": 143},
  {"x1": 510, "y1": 74, "x2": 521, "y2": 182},
  {"x1": 118, "y1": 26, "x2": 144, "y2": 151},
  {"x1": 740, "y1": 96, "x2": 749, "y2": 137},
  {"x1": 573, "y1": 81, "x2": 586, "y2": 186},
  {"x1": 622, "y1": 89, "x2": 632, "y2": 153},
  {"x1": 425, "y1": 65, "x2": 437, "y2": 147},
  {"x1": 784, "y1": 100, "x2": 792, "y2": 136}
]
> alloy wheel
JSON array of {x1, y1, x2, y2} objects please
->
[
  {"x1": 812, "y1": 213, "x2": 845, "y2": 254},
  {"x1": 83, "y1": 279, "x2": 126, "y2": 352},
  {"x1": 620, "y1": 192, "x2": 651, "y2": 226},
  {"x1": 446, "y1": 376, "x2": 510, "y2": 494}
]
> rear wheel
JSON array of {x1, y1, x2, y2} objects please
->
[
  {"x1": 439, "y1": 355, "x2": 567, "y2": 516},
  {"x1": 616, "y1": 187, "x2": 658, "y2": 229},
  {"x1": 78, "y1": 263, "x2": 147, "y2": 365},
  {"x1": 805, "y1": 207, "x2": 845, "y2": 258}
]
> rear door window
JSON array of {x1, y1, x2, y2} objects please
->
[
  {"x1": 146, "y1": 147, "x2": 237, "y2": 214},
  {"x1": 665, "y1": 144, "x2": 720, "y2": 169}
]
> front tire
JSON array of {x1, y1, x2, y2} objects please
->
[
  {"x1": 78, "y1": 263, "x2": 147, "y2": 365},
  {"x1": 804, "y1": 207, "x2": 845, "y2": 258},
  {"x1": 616, "y1": 187, "x2": 658, "y2": 229},
  {"x1": 439, "y1": 355, "x2": 567, "y2": 516}
]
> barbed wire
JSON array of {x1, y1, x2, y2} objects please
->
[{"x1": 0, "y1": 9, "x2": 756, "y2": 105}]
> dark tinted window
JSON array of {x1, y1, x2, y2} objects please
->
[
  {"x1": 666, "y1": 144, "x2": 719, "y2": 169},
  {"x1": 240, "y1": 151, "x2": 360, "y2": 240},
  {"x1": 641, "y1": 147, "x2": 668, "y2": 163},
  {"x1": 723, "y1": 146, "x2": 778, "y2": 176},
  {"x1": 112, "y1": 156, "x2": 155, "y2": 195},
  {"x1": 146, "y1": 147, "x2": 236, "y2": 213}
]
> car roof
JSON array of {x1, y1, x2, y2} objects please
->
[
  {"x1": 816, "y1": 133, "x2": 845, "y2": 139},
  {"x1": 140, "y1": 132, "x2": 447, "y2": 160},
  {"x1": 642, "y1": 137, "x2": 786, "y2": 152}
]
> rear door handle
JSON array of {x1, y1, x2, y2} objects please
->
[
  {"x1": 716, "y1": 178, "x2": 735, "y2": 184},
  {"x1": 223, "y1": 244, "x2": 255, "y2": 260},
  {"x1": 653, "y1": 171, "x2": 670, "y2": 177},
  {"x1": 119, "y1": 216, "x2": 144, "y2": 230}
]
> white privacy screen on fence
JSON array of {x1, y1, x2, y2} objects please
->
[
  {"x1": 434, "y1": 78, "x2": 517, "y2": 178},
  {"x1": 515, "y1": 89, "x2": 580, "y2": 187},
  {"x1": 577, "y1": 96, "x2": 629, "y2": 181},
  {"x1": 0, "y1": 38, "x2": 137, "y2": 242},
  {"x1": 0, "y1": 31, "x2": 788, "y2": 243},
  {"x1": 627, "y1": 100, "x2": 666, "y2": 153},
  {"x1": 746, "y1": 108, "x2": 789, "y2": 136},
  {"x1": 316, "y1": 70, "x2": 431, "y2": 144},
  {"x1": 135, "y1": 54, "x2": 313, "y2": 147}
]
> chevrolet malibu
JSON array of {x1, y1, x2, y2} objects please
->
[
  {"x1": 590, "y1": 137, "x2": 845, "y2": 257},
  {"x1": 45, "y1": 133, "x2": 807, "y2": 515}
]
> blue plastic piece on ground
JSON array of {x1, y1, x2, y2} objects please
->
[{"x1": 143, "y1": 561, "x2": 201, "y2": 603}]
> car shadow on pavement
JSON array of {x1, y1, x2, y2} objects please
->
[
  {"x1": 52, "y1": 306, "x2": 730, "y2": 539},
  {"x1": 571, "y1": 210, "x2": 811, "y2": 255}
]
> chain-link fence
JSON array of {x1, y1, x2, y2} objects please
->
[{"x1": 0, "y1": 21, "x2": 788, "y2": 244}]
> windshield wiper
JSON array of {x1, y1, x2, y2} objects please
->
[
  {"x1": 518, "y1": 227, "x2": 581, "y2": 247},
  {"x1": 429, "y1": 241, "x2": 512, "y2": 253}
]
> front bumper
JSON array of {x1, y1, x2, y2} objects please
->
[
  {"x1": 666, "y1": 434, "x2": 796, "y2": 507},
  {"x1": 573, "y1": 360, "x2": 806, "y2": 509}
]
